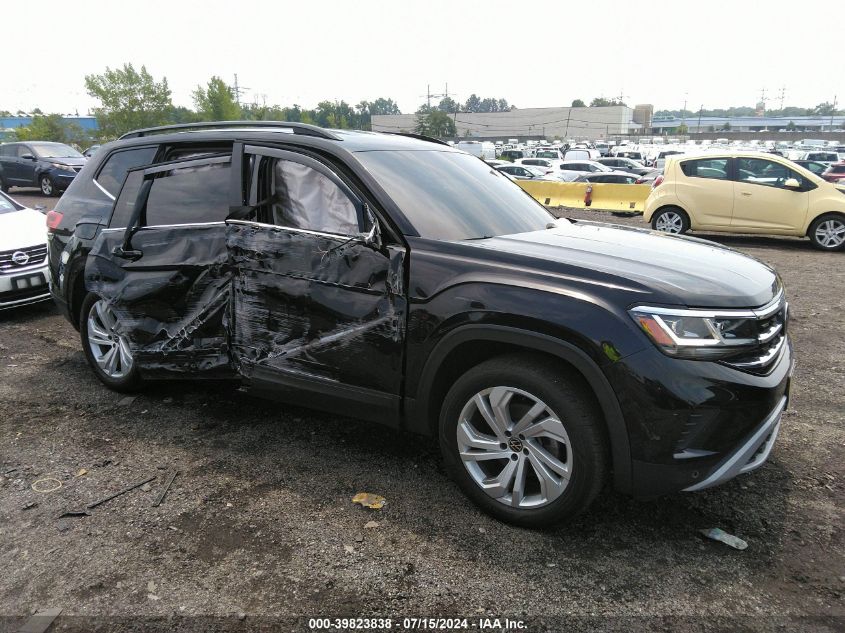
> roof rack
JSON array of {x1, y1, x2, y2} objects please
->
[
  {"x1": 118, "y1": 121, "x2": 341, "y2": 140},
  {"x1": 386, "y1": 132, "x2": 451, "y2": 147}
]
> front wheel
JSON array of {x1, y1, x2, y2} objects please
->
[
  {"x1": 40, "y1": 174, "x2": 57, "y2": 196},
  {"x1": 808, "y1": 214, "x2": 845, "y2": 251},
  {"x1": 80, "y1": 294, "x2": 142, "y2": 392},
  {"x1": 439, "y1": 354, "x2": 608, "y2": 527},
  {"x1": 651, "y1": 207, "x2": 690, "y2": 234}
]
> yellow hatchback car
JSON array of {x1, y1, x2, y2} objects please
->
[{"x1": 644, "y1": 152, "x2": 845, "y2": 251}]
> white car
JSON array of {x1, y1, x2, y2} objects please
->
[{"x1": 0, "y1": 191, "x2": 50, "y2": 309}]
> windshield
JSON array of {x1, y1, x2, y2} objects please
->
[
  {"x1": 0, "y1": 192, "x2": 24, "y2": 214},
  {"x1": 356, "y1": 150, "x2": 554, "y2": 241},
  {"x1": 31, "y1": 143, "x2": 82, "y2": 159}
]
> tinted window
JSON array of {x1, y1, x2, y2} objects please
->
[
  {"x1": 356, "y1": 150, "x2": 553, "y2": 241},
  {"x1": 681, "y1": 158, "x2": 729, "y2": 180},
  {"x1": 145, "y1": 162, "x2": 231, "y2": 226},
  {"x1": 0, "y1": 145, "x2": 17, "y2": 157},
  {"x1": 96, "y1": 147, "x2": 158, "y2": 196},
  {"x1": 109, "y1": 170, "x2": 145, "y2": 228},
  {"x1": 831, "y1": 165, "x2": 845, "y2": 174}
]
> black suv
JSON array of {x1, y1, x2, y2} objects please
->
[
  {"x1": 47, "y1": 122, "x2": 792, "y2": 527},
  {"x1": 0, "y1": 141, "x2": 87, "y2": 196}
]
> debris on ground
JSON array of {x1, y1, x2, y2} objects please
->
[
  {"x1": 86, "y1": 475, "x2": 157, "y2": 510},
  {"x1": 22, "y1": 502, "x2": 38, "y2": 511},
  {"x1": 75, "y1": 469, "x2": 87, "y2": 477},
  {"x1": 16, "y1": 607, "x2": 62, "y2": 633},
  {"x1": 364, "y1": 520, "x2": 380, "y2": 529},
  {"x1": 56, "y1": 510, "x2": 90, "y2": 520},
  {"x1": 699, "y1": 528, "x2": 748, "y2": 550},
  {"x1": 352, "y1": 492, "x2": 386, "y2": 509},
  {"x1": 117, "y1": 396, "x2": 137, "y2": 407},
  {"x1": 31, "y1": 478, "x2": 62, "y2": 493},
  {"x1": 153, "y1": 470, "x2": 178, "y2": 507}
]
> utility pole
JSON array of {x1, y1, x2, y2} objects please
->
[
  {"x1": 778, "y1": 86, "x2": 786, "y2": 112},
  {"x1": 420, "y1": 83, "x2": 450, "y2": 109},
  {"x1": 232, "y1": 74, "x2": 249, "y2": 107},
  {"x1": 831, "y1": 95, "x2": 838, "y2": 131},
  {"x1": 697, "y1": 104, "x2": 703, "y2": 134}
]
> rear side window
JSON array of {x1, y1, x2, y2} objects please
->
[
  {"x1": 681, "y1": 158, "x2": 729, "y2": 180},
  {"x1": 0, "y1": 145, "x2": 16, "y2": 157},
  {"x1": 145, "y1": 162, "x2": 231, "y2": 226},
  {"x1": 831, "y1": 165, "x2": 845, "y2": 174},
  {"x1": 95, "y1": 147, "x2": 158, "y2": 197}
]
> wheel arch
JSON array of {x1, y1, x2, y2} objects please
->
[
  {"x1": 406, "y1": 324, "x2": 633, "y2": 494},
  {"x1": 805, "y1": 211, "x2": 845, "y2": 237}
]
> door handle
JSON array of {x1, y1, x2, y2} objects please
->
[
  {"x1": 741, "y1": 192, "x2": 752, "y2": 196},
  {"x1": 111, "y1": 246, "x2": 143, "y2": 261}
]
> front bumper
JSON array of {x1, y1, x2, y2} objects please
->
[
  {"x1": 51, "y1": 171, "x2": 77, "y2": 190},
  {"x1": 683, "y1": 395, "x2": 785, "y2": 491},
  {"x1": 0, "y1": 263, "x2": 51, "y2": 309},
  {"x1": 606, "y1": 337, "x2": 792, "y2": 497}
]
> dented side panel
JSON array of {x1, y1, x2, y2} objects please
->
[
  {"x1": 85, "y1": 224, "x2": 235, "y2": 377},
  {"x1": 227, "y1": 222, "x2": 406, "y2": 395}
]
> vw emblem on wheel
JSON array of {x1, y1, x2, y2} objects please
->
[{"x1": 11, "y1": 251, "x2": 29, "y2": 266}]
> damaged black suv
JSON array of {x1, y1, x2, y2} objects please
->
[{"x1": 47, "y1": 122, "x2": 792, "y2": 527}]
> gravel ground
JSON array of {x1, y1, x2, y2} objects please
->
[{"x1": 1, "y1": 191, "x2": 844, "y2": 632}]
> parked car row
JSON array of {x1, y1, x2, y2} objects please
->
[{"x1": 0, "y1": 190, "x2": 50, "y2": 309}]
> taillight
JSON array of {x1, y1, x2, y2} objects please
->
[
  {"x1": 46, "y1": 210, "x2": 64, "y2": 231},
  {"x1": 652, "y1": 175, "x2": 664, "y2": 189}
]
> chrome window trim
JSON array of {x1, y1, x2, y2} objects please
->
[
  {"x1": 101, "y1": 221, "x2": 227, "y2": 233},
  {"x1": 92, "y1": 178, "x2": 116, "y2": 201},
  {"x1": 226, "y1": 219, "x2": 358, "y2": 241}
]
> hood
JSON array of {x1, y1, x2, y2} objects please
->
[
  {"x1": 469, "y1": 221, "x2": 779, "y2": 309},
  {"x1": 46, "y1": 157, "x2": 86, "y2": 168},
  {"x1": 0, "y1": 208, "x2": 48, "y2": 252}
]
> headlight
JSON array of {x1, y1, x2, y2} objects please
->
[
  {"x1": 629, "y1": 306, "x2": 760, "y2": 360},
  {"x1": 51, "y1": 163, "x2": 74, "y2": 172}
]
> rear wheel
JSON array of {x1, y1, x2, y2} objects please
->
[
  {"x1": 651, "y1": 206, "x2": 690, "y2": 234},
  {"x1": 80, "y1": 293, "x2": 142, "y2": 392},
  {"x1": 808, "y1": 214, "x2": 845, "y2": 251},
  {"x1": 40, "y1": 174, "x2": 56, "y2": 197},
  {"x1": 439, "y1": 354, "x2": 608, "y2": 527},
  {"x1": 0, "y1": 176, "x2": 8, "y2": 193}
]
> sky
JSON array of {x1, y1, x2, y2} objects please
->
[{"x1": 2, "y1": 0, "x2": 842, "y2": 116}]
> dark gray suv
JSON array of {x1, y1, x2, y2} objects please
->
[{"x1": 0, "y1": 141, "x2": 87, "y2": 196}]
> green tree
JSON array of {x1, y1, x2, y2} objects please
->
[
  {"x1": 571, "y1": 99, "x2": 586, "y2": 107},
  {"x1": 786, "y1": 120, "x2": 797, "y2": 131},
  {"x1": 676, "y1": 123, "x2": 688, "y2": 135},
  {"x1": 192, "y1": 76, "x2": 241, "y2": 121},
  {"x1": 84, "y1": 63, "x2": 173, "y2": 139},
  {"x1": 463, "y1": 94, "x2": 482, "y2": 113},
  {"x1": 13, "y1": 114, "x2": 91, "y2": 147},
  {"x1": 811, "y1": 102, "x2": 837, "y2": 116},
  {"x1": 414, "y1": 109, "x2": 456, "y2": 138},
  {"x1": 437, "y1": 96, "x2": 458, "y2": 113}
]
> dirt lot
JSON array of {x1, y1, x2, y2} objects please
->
[{"x1": 1, "y1": 191, "x2": 844, "y2": 632}]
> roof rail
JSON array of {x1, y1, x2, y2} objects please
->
[
  {"x1": 118, "y1": 121, "x2": 341, "y2": 140},
  {"x1": 386, "y1": 132, "x2": 451, "y2": 147}
]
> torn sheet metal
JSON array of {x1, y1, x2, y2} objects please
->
[
  {"x1": 86, "y1": 224, "x2": 234, "y2": 377},
  {"x1": 86, "y1": 220, "x2": 407, "y2": 393},
  {"x1": 227, "y1": 222, "x2": 406, "y2": 394}
]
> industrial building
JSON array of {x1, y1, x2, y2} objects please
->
[{"x1": 372, "y1": 105, "x2": 641, "y2": 140}]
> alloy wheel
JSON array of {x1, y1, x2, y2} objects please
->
[
  {"x1": 87, "y1": 299, "x2": 134, "y2": 379},
  {"x1": 456, "y1": 386, "x2": 572, "y2": 509},
  {"x1": 814, "y1": 219, "x2": 845, "y2": 248},
  {"x1": 40, "y1": 176, "x2": 53, "y2": 196},
  {"x1": 655, "y1": 211, "x2": 683, "y2": 233}
]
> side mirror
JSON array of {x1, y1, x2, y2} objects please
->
[
  {"x1": 783, "y1": 178, "x2": 801, "y2": 189},
  {"x1": 21, "y1": 153, "x2": 35, "y2": 161}
]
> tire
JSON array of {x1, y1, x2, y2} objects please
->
[
  {"x1": 808, "y1": 214, "x2": 845, "y2": 251},
  {"x1": 0, "y1": 176, "x2": 8, "y2": 193},
  {"x1": 651, "y1": 206, "x2": 690, "y2": 234},
  {"x1": 439, "y1": 354, "x2": 608, "y2": 528},
  {"x1": 40, "y1": 174, "x2": 57, "y2": 197},
  {"x1": 80, "y1": 293, "x2": 142, "y2": 392}
]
